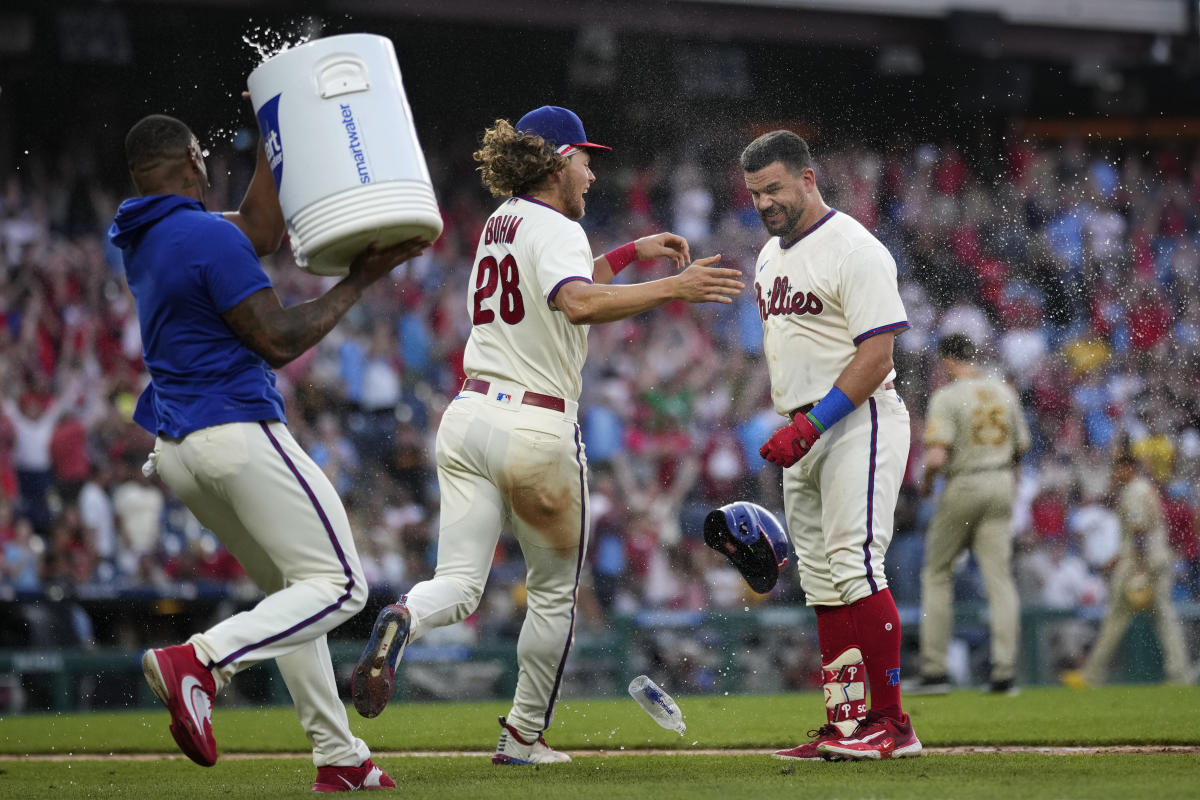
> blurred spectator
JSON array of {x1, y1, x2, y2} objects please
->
[
  {"x1": 111, "y1": 454, "x2": 164, "y2": 577},
  {"x1": 77, "y1": 461, "x2": 118, "y2": 581},
  {"x1": 41, "y1": 504, "x2": 99, "y2": 588},
  {"x1": 1068, "y1": 484, "x2": 1122, "y2": 574},
  {"x1": 1163, "y1": 481, "x2": 1200, "y2": 600},
  {"x1": 49, "y1": 407, "x2": 90, "y2": 505},
  {"x1": 2, "y1": 379, "x2": 82, "y2": 533},
  {"x1": 2, "y1": 515, "x2": 42, "y2": 592}
]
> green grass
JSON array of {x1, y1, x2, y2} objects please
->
[
  {"x1": 1, "y1": 754, "x2": 1198, "y2": 800},
  {"x1": 1, "y1": 686, "x2": 1198, "y2": 799},
  {"x1": 4, "y1": 685, "x2": 1198, "y2": 754}
]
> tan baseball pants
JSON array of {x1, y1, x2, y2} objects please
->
[
  {"x1": 918, "y1": 469, "x2": 1020, "y2": 683},
  {"x1": 1081, "y1": 563, "x2": 1191, "y2": 685}
]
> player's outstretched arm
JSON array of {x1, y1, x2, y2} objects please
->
[
  {"x1": 556, "y1": 254, "x2": 743, "y2": 325},
  {"x1": 221, "y1": 238, "x2": 429, "y2": 368},
  {"x1": 593, "y1": 232, "x2": 691, "y2": 284},
  {"x1": 223, "y1": 93, "x2": 286, "y2": 257},
  {"x1": 222, "y1": 136, "x2": 286, "y2": 258}
]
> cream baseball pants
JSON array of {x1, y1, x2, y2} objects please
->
[
  {"x1": 401, "y1": 388, "x2": 588, "y2": 741},
  {"x1": 152, "y1": 420, "x2": 370, "y2": 768}
]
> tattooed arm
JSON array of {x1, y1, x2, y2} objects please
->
[{"x1": 222, "y1": 237, "x2": 429, "y2": 368}]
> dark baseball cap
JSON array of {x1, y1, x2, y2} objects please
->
[{"x1": 515, "y1": 106, "x2": 611, "y2": 156}]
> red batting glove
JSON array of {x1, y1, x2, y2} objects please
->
[{"x1": 760, "y1": 415, "x2": 821, "y2": 468}]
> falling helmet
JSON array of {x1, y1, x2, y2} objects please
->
[{"x1": 702, "y1": 501, "x2": 790, "y2": 593}]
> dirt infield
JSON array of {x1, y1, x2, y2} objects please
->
[{"x1": 4, "y1": 745, "x2": 1199, "y2": 761}]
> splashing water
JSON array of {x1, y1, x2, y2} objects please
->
[{"x1": 242, "y1": 17, "x2": 322, "y2": 66}]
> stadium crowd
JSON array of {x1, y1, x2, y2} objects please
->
[{"x1": 1, "y1": 129, "x2": 1198, "y2": 683}]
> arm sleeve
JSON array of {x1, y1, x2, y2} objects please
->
[
  {"x1": 201, "y1": 217, "x2": 274, "y2": 313},
  {"x1": 839, "y1": 244, "x2": 910, "y2": 344},
  {"x1": 924, "y1": 389, "x2": 955, "y2": 447}
]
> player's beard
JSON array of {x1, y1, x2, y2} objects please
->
[
  {"x1": 759, "y1": 200, "x2": 803, "y2": 238},
  {"x1": 562, "y1": 171, "x2": 587, "y2": 220}
]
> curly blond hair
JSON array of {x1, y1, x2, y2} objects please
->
[{"x1": 473, "y1": 119, "x2": 566, "y2": 198}]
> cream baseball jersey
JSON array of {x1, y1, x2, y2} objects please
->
[
  {"x1": 462, "y1": 196, "x2": 593, "y2": 401},
  {"x1": 754, "y1": 209, "x2": 908, "y2": 414},
  {"x1": 924, "y1": 375, "x2": 1031, "y2": 476}
]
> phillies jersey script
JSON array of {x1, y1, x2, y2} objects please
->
[
  {"x1": 754, "y1": 209, "x2": 908, "y2": 414},
  {"x1": 462, "y1": 195, "x2": 593, "y2": 401}
]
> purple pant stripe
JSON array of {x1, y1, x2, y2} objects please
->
[
  {"x1": 542, "y1": 422, "x2": 587, "y2": 732},
  {"x1": 215, "y1": 422, "x2": 356, "y2": 667},
  {"x1": 863, "y1": 398, "x2": 879, "y2": 593}
]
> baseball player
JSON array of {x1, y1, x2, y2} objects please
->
[
  {"x1": 350, "y1": 105, "x2": 744, "y2": 765},
  {"x1": 111, "y1": 113, "x2": 428, "y2": 791},
  {"x1": 1073, "y1": 451, "x2": 1192, "y2": 686},
  {"x1": 742, "y1": 130, "x2": 920, "y2": 761},
  {"x1": 914, "y1": 334, "x2": 1031, "y2": 695}
]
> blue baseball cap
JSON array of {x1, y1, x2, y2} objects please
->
[{"x1": 515, "y1": 106, "x2": 611, "y2": 156}]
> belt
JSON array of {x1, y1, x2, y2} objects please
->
[
  {"x1": 790, "y1": 381, "x2": 894, "y2": 420},
  {"x1": 462, "y1": 378, "x2": 566, "y2": 412}
]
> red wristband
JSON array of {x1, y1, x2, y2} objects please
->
[{"x1": 604, "y1": 241, "x2": 638, "y2": 275}]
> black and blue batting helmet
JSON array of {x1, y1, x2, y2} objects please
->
[{"x1": 702, "y1": 501, "x2": 790, "y2": 593}]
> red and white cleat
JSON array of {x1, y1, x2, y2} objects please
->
[
  {"x1": 773, "y1": 723, "x2": 845, "y2": 761},
  {"x1": 312, "y1": 758, "x2": 396, "y2": 792},
  {"x1": 491, "y1": 717, "x2": 572, "y2": 765},
  {"x1": 141, "y1": 643, "x2": 218, "y2": 767},
  {"x1": 817, "y1": 711, "x2": 922, "y2": 761}
]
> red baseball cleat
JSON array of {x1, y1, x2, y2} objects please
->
[
  {"x1": 773, "y1": 723, "x2": 844, "y2": 761},
  {"x1": 312, "y1": 758, "x2": 396, "y2": 792},
  {"x1": 817, "y1": 710, "x2": 922, "y2": 761},
  {"x1": 141, "y1": 644, "x2": 218, "y2": 767}
]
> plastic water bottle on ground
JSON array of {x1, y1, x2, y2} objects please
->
[{"x1": 628, "y1": 675, "x2": 686, "y2": 735}]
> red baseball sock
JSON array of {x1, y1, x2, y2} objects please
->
[
  {"x1": 847, "y1": 588, "x2": 903, "y2": 718},
  {"x1": 814, "y1": 604, "x2": 858, "y2": 663}
]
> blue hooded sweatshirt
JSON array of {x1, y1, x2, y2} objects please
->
[{"x1": 109, "y1": 195, "x2": 286, "y2": 438}]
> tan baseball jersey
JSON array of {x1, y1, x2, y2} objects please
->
[
  {"x1": 924, "y1": 375, "x2": 1031, "y2": 476},
  {"x1": 1117, "y1": 475, "x2": 1172, "y2": 570},
  {"x1": 462, "y1": 195, "x2": 592, "y2": 401},
  {"x1": 753, "y1": 210, "x2": 908, "y2": 415}
]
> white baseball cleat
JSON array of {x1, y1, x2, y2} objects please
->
[{"x1": 491, "y1": 717, "x2": 572, "y2": 765}]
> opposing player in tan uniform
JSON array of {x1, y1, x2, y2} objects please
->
[
  {"x1": 742, "y1": 130, "x2": 920, "y2": 761},
  {"x1": 351, "y1": 106, "x2": 744, "y2": 764},
  {"x1": 914, "y1": 334, "x2": 1030, "y2": 695},
  {"x1": 1074, "y1": 451, "x2": 1192, "y2": 686}
]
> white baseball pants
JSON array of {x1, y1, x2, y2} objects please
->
[
  {"x1": 151, "y1": 420, "x2": 370, "y2": 768},
  {"x1": 783, "y1": 388, "x2": 910, "y2": 606},
  {"x1": 401, "y1": 388, "x2": 589, "y2": 741}
]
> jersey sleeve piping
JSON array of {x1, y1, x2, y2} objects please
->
[
  {"x1": 547, "y1": 275, "x2": 593, "y2": 308},
  {"x1": 853, "y1": 321, "x2": 910, "y2": 345}
]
